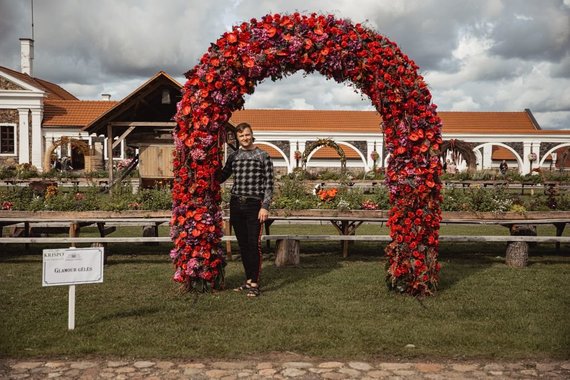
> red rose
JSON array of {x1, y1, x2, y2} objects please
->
[{"x1": 226, "y1": 33, "x2": 237, "y2": 44}]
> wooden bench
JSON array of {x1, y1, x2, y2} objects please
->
[{"x1": 1, "y1": 234, "x2": 568, "y2": 268}]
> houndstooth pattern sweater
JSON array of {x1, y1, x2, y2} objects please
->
[{"x1": 220, "y1": 147, "x2": 274, "y2": 209}]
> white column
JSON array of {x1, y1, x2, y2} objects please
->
[
  {"x1": 482, "y1": 145, "x2": 493, "y2": 170},
  {"x1": 522, "y1": 141, "x2": 533, "y2": 175},
  {"x1": 297, "y1": 140, "x2": 306, "y2": 171},
  {"x1": 366, "y1": 140, "x2": 376, "y2": 172},
  {"x1": 17, "y1": 108, "x2": 30, "y2": 164},
  {"x1": 531, "y1": 142, "x2": 540, "y2": 174},
  {"x1": 288, "y1": 140, "x2": 297, "y2": 173},
  {"x1": 30, "y1": 108, "x2": 43, "y2": 171}
]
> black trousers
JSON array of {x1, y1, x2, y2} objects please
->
[{"x1": 230, "y1": 196, "x2": 263, "y2": 283}]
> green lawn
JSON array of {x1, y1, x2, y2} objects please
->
[{"x1": 0, "y1": 224, "x2": 569, "y2": 360}]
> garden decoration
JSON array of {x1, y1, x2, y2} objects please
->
[
  {"x1": 44, "y1": 137, "x2": 92, "y2": 172},
  {"x1": 302, "y1": 138, "x2": 347, "y2": 173},
  {"x1": 171, "y1": 12, "x2": 444, "y2": 295},
  {"x1": 441, "y1": 139, "x2": 477, "y2": 171}
]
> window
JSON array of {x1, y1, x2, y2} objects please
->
[{"x1": 0, "y1": 124, "x2": 16, "y2": 155}]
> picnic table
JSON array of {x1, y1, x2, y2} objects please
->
[{"x1": 1, "y1": 210, "x2": 568, "y2": 264}]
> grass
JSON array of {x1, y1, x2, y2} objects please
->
[{"x1": 0, "y1": 224, "x2": 569, "y2": 361}]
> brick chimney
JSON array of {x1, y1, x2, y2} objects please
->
[{"x1": 20, "y1": 38, "x2": 34, "y2": 76}]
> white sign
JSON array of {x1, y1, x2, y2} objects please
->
[{"x1": 43, "y1": 248, "x2": 104, "y2": 286}]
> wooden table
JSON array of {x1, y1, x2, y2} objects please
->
[{"x1": 1, "y1": 210, "x2": 569, "y2": 258}]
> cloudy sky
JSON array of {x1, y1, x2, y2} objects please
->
[{"x1": 1, "y1": 0, "x2": 569, "y2": 129}]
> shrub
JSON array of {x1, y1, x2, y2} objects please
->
[
  {"x1": 139, "y1": 186, "x2": 172, "y2": 211},
  {"x1": 272, "y1": 177, "x2": 315, "y2": 210}
]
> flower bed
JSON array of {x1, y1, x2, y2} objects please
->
[{"x1": 2, "y1": 179, "x2": 569, "y2": 213}]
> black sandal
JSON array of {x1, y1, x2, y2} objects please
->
[
  {"x1": 246, "y1": 286, "x2": 260, "y2": 297},
  {"x1": 233, "y1": 282, "x2": 251, "y2": 292}
]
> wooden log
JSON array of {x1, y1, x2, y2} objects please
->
[
  {"x1": 274, "y1": 239, "x2": 300, "y2": 267},
  {"x1": 142, "y1": 224, "x2": 159, "y2": 246},
  {"x1": 509, "y1": 224, "x2": 537, "y2": 248},
  {"x1": 505, "y1": 241, "x2": 529, "y2": 268},
  {"x1": 69, "y1": 222, "x2": 79, "y2": 248}
]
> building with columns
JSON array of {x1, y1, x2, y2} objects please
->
[
  {"x1": 1, "y1": 40, "x2": 569, "y2": 176},
  {"x1": 231, "y1": 109, "x2": 570, "y2": 175}
]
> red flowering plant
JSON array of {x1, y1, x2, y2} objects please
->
[
  {"x1": 361, "y1": 199, "x2": 379, "y2": 210},
  {"x1": 172, "y1": 12, "x2": 442, "y2": 295}
]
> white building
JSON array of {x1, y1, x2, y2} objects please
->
[{"x1": 1, "y1": 39, "x2": 570, "y2": 176}]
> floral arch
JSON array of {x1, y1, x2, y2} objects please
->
[
  {"x1": 171, "y1": 13, "x2": 443, "y2": 296},
  {"x1": 302, "y1": 138, "x2": 347, "y2": 173},
  {"x1": 306, "y1": 140, "x2": 368, "y2": 170},
  {"x1": 44, "y1": 137, "x2": 91, "y2": 171},
  {"x1": 441, "y1": 139, "x2": 477, "y2": 171}
]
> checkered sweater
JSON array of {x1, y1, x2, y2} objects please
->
[{"x1": 220, "y1": 147, "x2": 274, "y2": 209}]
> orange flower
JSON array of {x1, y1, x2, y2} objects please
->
[
  {"x1": 226, "y1": 33, "x2": 237, "y2": 44},
  {"x1": 266, "y1": 26, "x2": 277, "y2": 37}
]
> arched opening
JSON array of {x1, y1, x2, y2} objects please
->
[
  {"x1": 305, "y1": 141, "x2": 368, "y2": 173},
  {"x1": 440, "y1": 139, "x2": 477, "y2": 172},
  {"x1": 302, "y1": 138, "x2": 347, "y2": 173},
  {"x1": 171, "y1": 13, "x2": 443, "y2": 296},
  {"x1": 540, "y1": 143, "x2": 570, "y2": 170},
  {"x1": 44, "y1": 137, "x2": 92, "y2": 172},
  {"x1": 473, "y1": 143, "x2": 523, "y2": 173}
]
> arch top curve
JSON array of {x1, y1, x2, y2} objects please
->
[
  {"x1": 171, "y1": 12, "x2": 444, "y2": 296},
  {"x1": 539, "y1": 143, "x2": 570, "y2": 167},
  {"x1": 44, "y1": 137, "x2": 91, "y2": 171},
  {"x1": 302, "y1": 138, "x2": 346, "y2": 172}
]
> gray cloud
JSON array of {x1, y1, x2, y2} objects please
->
[
  {"x1": 489, "y1": 0, "x2": 570, "y2": 62},
  {"x1": 0, "y1": 0, "x2": 569, "y2": 129}
]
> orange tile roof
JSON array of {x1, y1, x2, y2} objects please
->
[
  {"x1": 231, "y1": 109, "x2": 570, "y2": 135},
  {"x1": 492, "y1": 146, "x2": 516, "y2": 160},
  {"x1": 232, "y1": 109, "x2": 382, "y2": 133},
  {"x1": 0, "y1": 66, "x2": 78, "y2": 100},
  {"x1": 439, "y1": 112, "x2": 539, "y2": 134},
  {"x1": 34, "y1": 78, "x2": 78, "y2": 100},
  {"x1": 43, "y1": 100, "x2": 118, "y2": 127}
]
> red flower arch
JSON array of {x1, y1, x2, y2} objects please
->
[{"x1": 171, "y1": 13, "x2": 443, "y2": 296}]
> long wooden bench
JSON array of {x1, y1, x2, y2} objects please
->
[
  {"x1": 1, "y1": 234, "x2": 568, "y2": 268},
  {"x1": 2, "y1": 234, "x2": 568, "y2": 244},
  {"x1": 1, "y1": 211, "x2": 568, "y2": 267}
]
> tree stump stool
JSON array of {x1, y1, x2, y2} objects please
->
[
  {"x1": 505, "y1": 241, "x2": 528, "y2": 268},
  {"x1": 506, "y1": 224, "x2": 536, "y2": 268},
  {"x1": 143, "y1": 224, "x2": 159, "y2": 246},
  {"x1": 275, "y1": 239, "x2": 300, "y2": 267}
]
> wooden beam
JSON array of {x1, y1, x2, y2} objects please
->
[
  {"x1": 1, "y1": 235, "x2": 569, "y2": 244},
  {"x1": 107, "y1": 123, "x2": 114, "y2": 188},
  {"x1": 109, "y1": 122, "x2": 176, "y2": 127},
  {"x1": 112, "y1": 125, "x2": 136, "y2": 149}
]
